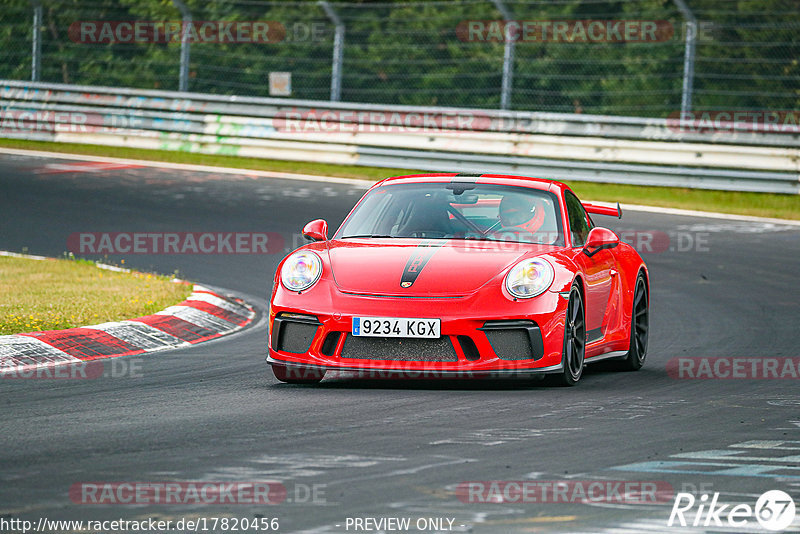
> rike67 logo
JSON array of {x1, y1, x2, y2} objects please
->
[{"x1": 669, "y1": 490, "x2": 796, "y2": 531}]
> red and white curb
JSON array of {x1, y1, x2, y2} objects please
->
[{"x1": 0, "y1": 283, "x2": 255, "y2": 375}]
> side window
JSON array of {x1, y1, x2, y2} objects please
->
[{"x1": 564, "y1": 191, "x2": 591, "y2": 247}]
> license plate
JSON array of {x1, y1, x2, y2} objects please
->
[{"x1": 352, "y1": 317, "x2": 440, "y2": 339}]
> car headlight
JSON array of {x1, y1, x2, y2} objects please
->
[
  {"x1": 281, "y1": 251, "x2": 322, "y2": 292},
  {"x1": 505, "y1": 258, "x2": 554, "y2": 298}
]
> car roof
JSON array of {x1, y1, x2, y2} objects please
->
[{"x1": 376, "y1": 173, "x2": 569, "y2": 195}]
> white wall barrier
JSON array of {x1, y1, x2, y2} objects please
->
[{"x1": 1, "y1": 80, "x2": 798, "y2": 194}]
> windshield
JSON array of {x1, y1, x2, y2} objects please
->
[{"x1": 337, "y1": 182, "x2": 564, "y2": 246}]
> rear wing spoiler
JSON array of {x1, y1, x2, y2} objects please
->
[{"x1": 582, "y1": 202, "x2": 622, "y2": 219}]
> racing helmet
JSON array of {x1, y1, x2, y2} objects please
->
[{"x1": 498, "y1": 193, "x2": 545, "y2": 233}]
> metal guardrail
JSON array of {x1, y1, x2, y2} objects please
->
[{"x1": 1, "y1": 80, "x2": 798, "y2": 194}]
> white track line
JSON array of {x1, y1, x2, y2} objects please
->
[
  {"x1": 1, "y1": 146, "x2": 798, "y2": 224},
  {"x1": 0, "y1": 146, "x2": 376, "y2": 187},
  {"x1": 586, "y1": 200, "x2": 800, "y2": 226}
]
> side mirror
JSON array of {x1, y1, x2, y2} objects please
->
[
  {"x1": 302, "y1": 219, "x2": 328, "y2": 242},
  {"x1": 583, "y1": 227, "x2": 619, "y2": 257}
]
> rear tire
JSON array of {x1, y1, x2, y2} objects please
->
[
  {"x1": 271, "y1": 364, "x2": 325, "y2": 384},
  {"x1": 550, "y1": 283, "x2": 586, "y2": 386},
  {"x1": 618, "y1": 273, "x2": 649, "y2": 371}
]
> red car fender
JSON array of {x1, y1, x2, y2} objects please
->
[
  {"x1": 543, "y1": 252, "x2": 582, "y2": 295},
  {"x1": 609, "y1": 241, "x2": 649, "y2": 342}
]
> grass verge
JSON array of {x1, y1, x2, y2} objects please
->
[
  {"x1": 1, "y1": 138, "x2": 798, "y2": 220},
  {"x1": 0, "y1": 254, "x2": 193, "y2": 336}
]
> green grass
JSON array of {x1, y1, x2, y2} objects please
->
[
  {"x1": 2, "y1": 137, "x2": 799, "y2": 220},
  {"x1": 0, "y1": 255, "x2": 193, "y2": 335}
]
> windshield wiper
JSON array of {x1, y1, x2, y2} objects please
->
[
  {"x1": 463, "y1": 236, "x2": 496, "y2": 241},
  {"x1": 340, "y1": 234, "x2": 395, "y2": 238}
]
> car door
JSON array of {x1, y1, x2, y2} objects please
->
[{"x1": 565, "y1": 191, "x2": 615, "y2": 342}]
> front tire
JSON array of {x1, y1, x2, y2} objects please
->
[
  {"x1": 618, "y1": 273, "x2": 649, "y2": 371},
  {"x1": 271, "y1": 364, "x2": 325, "y2": 384},
  {"x1": 552, "y1": 283, "x2": 586, "y2": 386}
]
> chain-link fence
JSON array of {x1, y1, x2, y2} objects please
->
[{"x1": 1, "y1": 0, "x2": 798, "y2": 117}]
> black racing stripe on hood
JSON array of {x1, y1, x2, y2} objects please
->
[{"x1": 400, "y1": 240, "x2": 446, "y2": 288}]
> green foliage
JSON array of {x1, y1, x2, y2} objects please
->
[{"x1": 1, "y1": 0, "x2": 797, "y2": 116}]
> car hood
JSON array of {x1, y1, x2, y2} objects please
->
[{"x1": 326, "y1": 238, "x2": 555, "y2": 296}]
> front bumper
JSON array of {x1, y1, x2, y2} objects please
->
[
  {"x1": 266, "y1": 355, "x2": 563, "y2": 377},
  {"x1": 267, "y1": 281, "x2": 568, "y2": 375}
]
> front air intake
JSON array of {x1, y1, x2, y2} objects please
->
[
  {"x1": 479, "y1": 320, "x2": 544, "y2": 361},
  {"x1": 272, "y1": 313, "x2": 321, "y2": 354},
  {"x1": 340, "y1": 335, "x2": 458, "y2": 362}
]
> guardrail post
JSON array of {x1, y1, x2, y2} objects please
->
[
  {"x1": 30, "y1": 0, "x2": 42, "y2": 82},
  {"x1": 491, "y1": 0, "x2": 514, "y2": 110},
  {"x1": 673, "y1": 0, "x2": 696, "y2": 117},
  {"x1": 319, "y1": 1, "x2": 344, "y2": 102},
  {"x1": 172, "y1": 0, "x2": 192, "y2": 92}
]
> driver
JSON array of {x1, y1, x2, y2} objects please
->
[{"x1": 495, "y1": 194, "x2": 545, "y2": 237}]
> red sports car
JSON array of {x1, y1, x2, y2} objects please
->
[{"x1": 267, "y1": 173, "x2": 649, "y2": 386}]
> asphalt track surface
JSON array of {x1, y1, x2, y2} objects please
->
[{"x1": 1, "y1": 152, "x2": 799, "y2": 534}]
